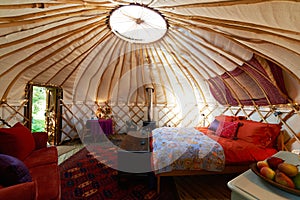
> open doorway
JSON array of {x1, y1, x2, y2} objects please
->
[
  {"x1": 25, "y1": 83, "x2": 63, "y2": 145},
  {"x1": 31, "y1": 86, "x2": 46, "y2": 132}
]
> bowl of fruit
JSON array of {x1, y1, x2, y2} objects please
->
[{"x1": 251, "y1": 156, "x2": 300, "y2": 196}]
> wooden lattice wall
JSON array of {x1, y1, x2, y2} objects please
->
[{"x1": 1, "y1": 100, "x2": 299, "y2": 146}]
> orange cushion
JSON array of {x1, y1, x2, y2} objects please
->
[
  {"x1": 0, "y1": 122, "x2": 35, "y2": 160},
  {"x1": 194, "y1": 127, "x2": 208, "y2": 134},
  {"x1": 207, "y1": 134, "x2": 278, "y2": 164},
  {"x1": 236, "y1": 120, "x2": 281, "y2": 148}
]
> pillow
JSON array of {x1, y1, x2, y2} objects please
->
[
  {"x1": 215, "y1": 121, "x2": 240, "y2": 139},
  {"x1": 264, "y1": 123, "x2": 282, "y2": 148},
  {"x1": 0, "y1": 122, "x2": 35, "y2": 160},
  {"x1": 32, "y1": 132, "x2": 48, "y2": 150},
  {"x1": 215, "y1": 115, "x2": 247, "y2": 122},
  {"x1": 0, "y1": 154, "x2": 32, "y2": 187},
  {"x1": 236, "y1": 120, "x2": 281, "y2": 147},
  {"x1": 208, "y1": 119, "x2": 220, "y2": 132}
]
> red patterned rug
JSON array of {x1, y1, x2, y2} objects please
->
[{"x1": 59, "y1": 146, "x2": 178, "y2": 200}]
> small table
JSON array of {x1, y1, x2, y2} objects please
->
[
  {"x1": 227, "y1": 151, "x2": 300, "y2": 200},
  {"x1": 117, "y1": 131, "x2": 154, "y2": 188},
  {"x1": 120, "y1": 131, "x2": 150, "y2": 152},
  {"x1": 118, "y1": 131, "x2": 151, "y2": 172}
]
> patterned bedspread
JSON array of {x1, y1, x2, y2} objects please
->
[{"x1": 152, "y1": 127, "x2": 225, "y2": 174}]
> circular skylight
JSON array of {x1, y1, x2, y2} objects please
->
[{"x1": 109, "y1": 4, "x2": 168, "y2": 44}]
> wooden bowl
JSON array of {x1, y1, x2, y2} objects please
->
[{"x1": 250, "y1": 163, "x2": 300, "y2": 196}]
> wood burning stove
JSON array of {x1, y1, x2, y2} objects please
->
[{"x1": 143, "y1": 85, "x2": 156, "y2": 133}]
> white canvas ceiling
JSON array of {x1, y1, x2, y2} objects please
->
[{"x1": 0, "y1": 0, "x2": 299, "y2": 106}]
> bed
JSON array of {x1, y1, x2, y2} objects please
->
[{"x1": 151, "y1": 115, "x2": 284, "y2": 193}]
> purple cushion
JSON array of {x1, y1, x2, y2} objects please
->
[
  {"x1": 208, "y1": 119, "x2": 220, "y2": 132},
  {"x1": 0, "y1": 154, "x2": 32, "y2": 187}
]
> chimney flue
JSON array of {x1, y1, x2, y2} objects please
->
[{"x1": 145, "y1": 85, "x2": 154, "y2": 122}]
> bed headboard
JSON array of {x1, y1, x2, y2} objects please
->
[
  {"x1": 285, "y1": 132, "x2": 300, "y2": 154},
  {"x1": 277, "y1": 130, "x2": 300, "y2": 153}
]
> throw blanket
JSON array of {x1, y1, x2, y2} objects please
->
[{"x1": 152, "y1": 127, "x2": 225, "y2": 174}]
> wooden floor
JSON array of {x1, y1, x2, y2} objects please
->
[{"x1": 173, "y1": 174, "x2": 239, "y2": 200}]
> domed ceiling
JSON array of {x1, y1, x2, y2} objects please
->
[{"x1": 0, "y1": 0, "x2": 299, "y2": 107}]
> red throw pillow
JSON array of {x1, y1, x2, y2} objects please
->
[
  {"x1": 0, "y1": 122, "x2": 35, "y2": 160},
  {"x1": 32, "y1": 132, "x2": 48, "y2": 150},
  {"x1": 236, "y1": 120, "x2": 281, "y2": 147},
  {"x1": 215, "y1": 121, "x2": 240, "y2": 139}
]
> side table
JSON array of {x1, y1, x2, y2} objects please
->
[
  {"x1": 118, "y1": 131, "x2": 151, "y2": 172},
  {"x1": 227, "y1": 151, "x2": 300, "y2": 200},
  {"x1": 117, "y1": 131, "x2": 154, "y2": 188}
]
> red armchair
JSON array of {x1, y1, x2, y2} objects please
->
[{"x1": 0, "y1": 123, "x2": 61, "y2": 200}]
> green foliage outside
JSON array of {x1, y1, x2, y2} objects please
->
[
  {"x1": 32, "y1": 119, "x2": 45, "y2": 132},
  {"x1": 32, "y1": 86, "x2": 46, "y2": 132}
]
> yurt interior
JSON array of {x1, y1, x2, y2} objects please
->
[{"x1": 0, "y1": 0, "x2": 300, "y2": 199}]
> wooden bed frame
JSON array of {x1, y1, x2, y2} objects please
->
[
  {"x1": 155, "y1": 165, "x2": 250, "y2": 193},
  {"x1": 155, "y1": 130, "x2": 288, "y2": 194}
]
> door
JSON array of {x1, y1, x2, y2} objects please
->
[
  {"x1": 45, "y1": 87, "x2": 62, "y2": 145},
  {"x1": 25, "y1": 83, "x2": 63, "y2": 145}
]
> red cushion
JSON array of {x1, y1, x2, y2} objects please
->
[
  {"x1": 236, "y1": 120, "x2": 281, "y2": 148},
  {"x1": 0, "y1": 122, "x2": 35, "y2": 160},
  {"x1": 32, "y1": 132, "x2": 48, "y2": 150},
  {"x1": 215, "y1": 121, "x2": 240, "y2": 139}
]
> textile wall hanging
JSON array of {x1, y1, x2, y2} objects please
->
[{"x1": 208, "y1": 55, "x2": 290, "y2": 106}]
